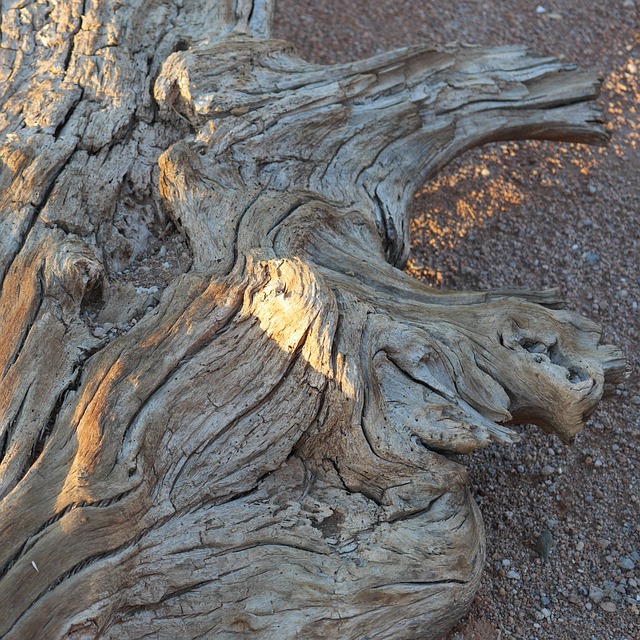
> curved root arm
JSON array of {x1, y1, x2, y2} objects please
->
[{"x1": 156, "y1": 37, "x2": 607, "y2": 267}]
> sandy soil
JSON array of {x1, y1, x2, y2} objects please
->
[{"x1": 275, "y1": 2, "x2": 639, "y2": 638}]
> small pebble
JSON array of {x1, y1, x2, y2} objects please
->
[
  {"x1": 599, "y1": 601, "x2": 617, "y2": 613},
  {"x1": 541, "y1": 465, "x2": 555, "y2": 476},
  {"x1": 93, "y1": 326, "x2": 107, "y2": 338},
  {"x1": 162, "y1": 261, "x2": 171, "y2": 269},
  {"x1": 619, "y1": 557, "x2": 635, "y2": 571},
  {"x1": 576, "y1": 541, "x2": 585, "y2": 552},
  {"x1": 507, "y1": 570, "x2": 521, "y2": 580},
  {"x1": 536, "y1": 530, "x2": 554, "y2": 560},
  {"x1": 480, "y1": 168, "x2": 491, "y2": 178},
  {"x1": 630, "y1": 395, "x2": 640, "y2": 405},
  {"x1": 589, "y1": 586, "x2": 605, "y2": 603}
]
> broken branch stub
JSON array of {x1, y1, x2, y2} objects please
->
[{"x1": 0, "y1": 1, "x2": 626, "y2": 638}]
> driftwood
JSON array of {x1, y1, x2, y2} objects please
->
[{"x1": 0, "y1": 1, "x2": 626, "y2": 638}]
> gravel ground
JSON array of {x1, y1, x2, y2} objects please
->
[{"x1": 275, "y1": 2, "x2": 640, "y2": 638}]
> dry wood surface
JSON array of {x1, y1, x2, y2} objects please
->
[{"x1": 0, "y1": 1, "x2": 628, "y2": 638}]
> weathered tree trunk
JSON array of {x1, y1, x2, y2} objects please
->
[{"x1": 0, "y1": 1, "x2": 627, "y2": 638}]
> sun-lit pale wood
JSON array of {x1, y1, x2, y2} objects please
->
[{"x1": 0, "y1": 1, "x2": 626, "y2": 638}]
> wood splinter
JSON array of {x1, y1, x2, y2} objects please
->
[{"x1": 0, "y1": 1, "x2": 626, "y2": 638}]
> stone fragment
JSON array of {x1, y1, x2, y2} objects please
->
[
  {"x1": 589, "y1": 585, "x2": 605, "y2": 603},
  {"x1": 536, "y1": 530, "x2": 553, "y2": 560}
]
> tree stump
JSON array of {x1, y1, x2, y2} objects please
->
[{"x1": 0, "y1": 1, "x2": 626, "y2": 638}]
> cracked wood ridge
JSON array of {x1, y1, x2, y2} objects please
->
[{"x1": 0, "y1": 1, "x2": 627, "y2": 638}]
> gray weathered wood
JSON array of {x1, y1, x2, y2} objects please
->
[{"x1": 0, "y1": 1, "x2": 626, "y2": 638}]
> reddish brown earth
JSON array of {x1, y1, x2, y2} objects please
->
[{"x1": 275, "y1": 2, "x2": 640, "y2": 638}]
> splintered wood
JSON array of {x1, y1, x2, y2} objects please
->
[{"x1": 0, "y1": 1, "x2": 626, "y2": 638}]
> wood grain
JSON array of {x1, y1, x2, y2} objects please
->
[{"x1": 0, "y1": 1, "x2": 626, "y2": 638}]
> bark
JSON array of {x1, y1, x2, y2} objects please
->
[{"x1": 0, "y1": 1, "x2": 626, "y2": 639}]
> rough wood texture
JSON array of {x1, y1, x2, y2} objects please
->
[{"x1": 0, "y1": 1, "x2": 627, "y2": 638}]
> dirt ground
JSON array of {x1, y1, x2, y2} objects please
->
[{"x1": 275, "y1": 2, "x2": 639, "y2": 638}]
